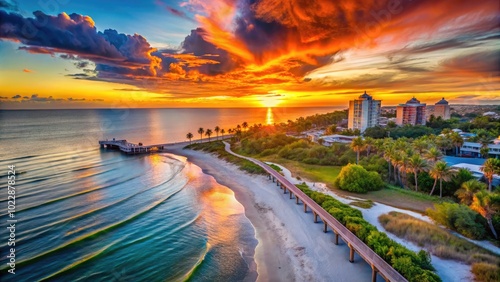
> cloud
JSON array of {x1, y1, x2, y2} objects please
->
[
  {"x1": 0, "y1": 0, "x2": 18, "y2": 11},
  {"x1": 0, "y1": 10, "x2": 161, "y2": 75},
  {"x1": 67, "y1": 97, "x2": 86, "y2": 101},
  {"x1": 2, "y1": 1, "x2": 499, "y2": 105},
  {"x1": 22, "y1": 68, "x2": 33, "y2": 73},
  {"x1": 11, "y1": 94, "x2": 21, "y2": 99},
  {"x1": 440, "y1": 50, "x2": 500, "y2": 76}
]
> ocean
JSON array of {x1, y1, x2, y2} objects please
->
[{"x1": 0, "y1": 107, "x2": 339, "y2": 281}]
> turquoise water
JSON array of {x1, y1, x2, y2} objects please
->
[{"x1": 0, "y1": 108, "x2": 338, "y2": 281}]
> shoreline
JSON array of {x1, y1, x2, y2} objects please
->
[{"x1": 167, "y1": 144, "x2": 377, "y2": 281}]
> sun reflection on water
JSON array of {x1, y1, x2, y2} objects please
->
[{"x1": 266, "y1": 107, "x2": 274, "y2": 125}]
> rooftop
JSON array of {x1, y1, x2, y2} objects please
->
[
  {"x1": 358, "y1": 91, "x2": 372, "y2": 100},
  {"x1": 406, "y1": 97, "x2": 421, "y2": 104},
  {"x1": 435, "y1": 97, "x2": 449, "y2": 105}
]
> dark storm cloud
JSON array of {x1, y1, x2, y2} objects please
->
[
  {"x1": 0, "y1": 0, "x2": 18, "y2": 11},
  {"x1": 0, "y1": 10, "x2": 161, "y2": 74},
  {"x1": 440, "y1": 50, "x2": 500, "y2": 75},
  {"x1": 179, "y1": 28, "x2": 241, "y2": 75}
]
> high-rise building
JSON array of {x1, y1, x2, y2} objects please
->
[
  {"x1": 396, "y1": 97, "x2": 427, "y2": 126},
  {"x1": 434, "y1": 97, "x2": 450, "y2": 120},
  {"x1": 348, "y1": 91, "x2": 381, "y2": 132}
]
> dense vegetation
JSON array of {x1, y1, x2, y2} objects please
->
[
  {"x1": 333, "y1": 164, "x2": 384, "y2": 193},
  {"x1": 185, "y1": 141, "x2": 265, "y2": 175},
  {"x1": 379, "y1": 212, "x2": 499, "y2": 281},
  {"x1": 186, "y1": 110, "x2": 500, "y2": 243},
  {"x1": 238, "y1": 133, "x2": 355, "y2": 166},
  {"x1": 296, "y1": 184, "x2": 440, "y2": 282},
  {"x1": 426, "y1": 202, "x2": 487, "y2": 239}
]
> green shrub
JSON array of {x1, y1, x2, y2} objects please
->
[
  {"x1": 426, "y1": 202, "x2": 486, "y2": 240},
  {"x1": 334, "y1": 164, "x2": 385, "y2": 193}
]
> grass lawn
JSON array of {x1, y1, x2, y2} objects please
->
[
  {"x1": 260, "y1": 155, "x2": 341, "y2": 184},
  {"x1": 360, "y1": 186, "x2": 445, "y2": 213},
  {"x1": 258, "y1": 155, "x2": 442, "y2": 213}
]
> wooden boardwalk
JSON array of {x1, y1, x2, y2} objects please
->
[{"x1": 223, "y1": 141, "x2": 407, "y2": 282}]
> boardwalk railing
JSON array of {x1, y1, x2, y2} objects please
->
[{"x1": 223, "y1": 142, "x2": 407, "y2": 282}]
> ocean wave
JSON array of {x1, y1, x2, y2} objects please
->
[{"x1": 1, "y1": 181, "x2": 188, "y2": 271}]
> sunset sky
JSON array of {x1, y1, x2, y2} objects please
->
[{"x1": 0, "y1": 0, "x2": 499, "y2": 109}]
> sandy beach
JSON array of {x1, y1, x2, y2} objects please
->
[{"x1": 167, "y1": 144, "x2": 378, "y2": 281}]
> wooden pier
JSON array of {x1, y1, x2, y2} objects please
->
[
  {"x1": 99, "y1": 136, "x2": 232, "y2": 154},
  {"x1": 223, "y1": 141, "x2": 407, "y2": 282},
  {"x1": 98, "y1": 139, "x2": 167, "y2": 154}
]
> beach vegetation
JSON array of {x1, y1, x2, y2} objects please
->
[
  {"x1": 185, "y1": 141, "x2": 265, "y2": 175},
  {"x1": 186, "y1": 132, "x2": 193, "y2": 144},
  {"x1": 268, "y1": 163, "x2": 283, "y2": 173},
  {"x1": 471, "y1": 263, "x2": 500, "y2": 282},
  {"x1": 349, "y1": 200, "x2": 374, "y2": 209},
  {"x1": 426, "y1": 202, "x2": 487, "y2": 240},
  {"x1": 198, "y1": 127, "x2": 204, "y2": 141},
  {"x1": 296, "y1": 184, "x2": 440, "y2": 282},
  {"x1": 379, "y1": 211, "x2": 499, "y2": 282},
  {"x1": 333, "y1": 164, "x2": 385, "y2": 193}
]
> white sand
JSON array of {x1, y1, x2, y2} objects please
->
[
  {"x1": 167, "y1": 145, "x2": 380, "y2": 282},
  {"x1": 268, "y1": 162, "x2": 478, "y2": 281}
]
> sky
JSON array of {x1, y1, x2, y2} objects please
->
[{"x1": 0, "y1": 0, "x2": 499, "y2": 109}]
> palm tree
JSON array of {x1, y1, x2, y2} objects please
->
[
  {"x1": 412, "y1": 139, "x2": 429, "y2": 155},
  {"x1": 480, "y1": 158, "x2": 500, "y2": 192},
  {"x1": 236, "y1": 124, "x2": 241, "y2": 131},
  {"x1": 441, "y1": 128, "x2": 453, "y2": 136},
  {"x1": 391, "y1": 153, "x2": 403, "y2": 185},
  {"x1": 471, "y1": 191, "x2": 500, "y2": 239},
  {"x1": 407, "y1": 155, "x2": 428, "y2": 191},
  {"x1": 480, "y1": 147, "x2": 490, "y2": 159},
  {"x1": 186, "y1": 132, "x2": 193, "y2": 144},
  {"x1": 214, "y1": 126, "x2": 220, "y2": 140},
  {"x1": 205, "y1": 129, "x2": 213, "y2": 141},
  {"x1": 350, "y1": 137, "x2": 364, "y2": 164},
  {"x1": 198, "y1": 127, "x2": 204, "y2": 141},
  {"x1": 397, "y1": 153, "x2": 410, "y2": 188},
  {"x1": 383, "y1": 141, "x2": 395, "y2": 182},
  {"x1": 435, "y1": 135, "x2": 452, "y2": 155},
  {"x1": 424, "y1": 147, "x2": 443, "y2": 163},
  {"x1": 220, "y1": 129, "x2": 225, "y2": 138},
  {"x1": 364, "y1": 137, "x2": 374, "y2": 157},
  {"x1": 429, "y1": 161, "x2": 455, "y2": 197},
  {"x1": 450, "y1": 132, "x2": 464, "y2": 156},
  {"x1": 242, "y1": 122, "x2": 248, "y2": 131},
  {"x1": 455, "y1": 179, "x2": 486, "y2": 206},
  {"x1": 228, "y1": 128, "x2": 233, "y2": 135}
]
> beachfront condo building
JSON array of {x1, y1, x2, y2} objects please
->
[
  {"x1": 396, "y1": 97, "x2": 427, "y2": 126},
  {"x1": 348, "y1": 91, "x2": 381, "y2": 132},
  {"x1": 434, "y1": 97, "x2": 451, "y2": 120}
]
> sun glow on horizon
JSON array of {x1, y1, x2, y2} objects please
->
[{"x1": 258, "y1": 93, "x2": 283, "y2": 108}]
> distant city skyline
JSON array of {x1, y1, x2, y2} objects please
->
[{"x1": 0, "y1": 0, "x2": 499, "y2": 109}]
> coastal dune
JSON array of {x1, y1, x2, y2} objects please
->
[{"x1": 168, "y1": 144, "x2": 380, "y2": 281}]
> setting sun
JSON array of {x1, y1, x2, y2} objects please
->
[{"x1": 258, "y1": 94, "x2": 283, "y2": 108}]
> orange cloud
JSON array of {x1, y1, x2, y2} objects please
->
[{"x1": 23, "y1": 68, "x2": 33, "y2": 73}]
